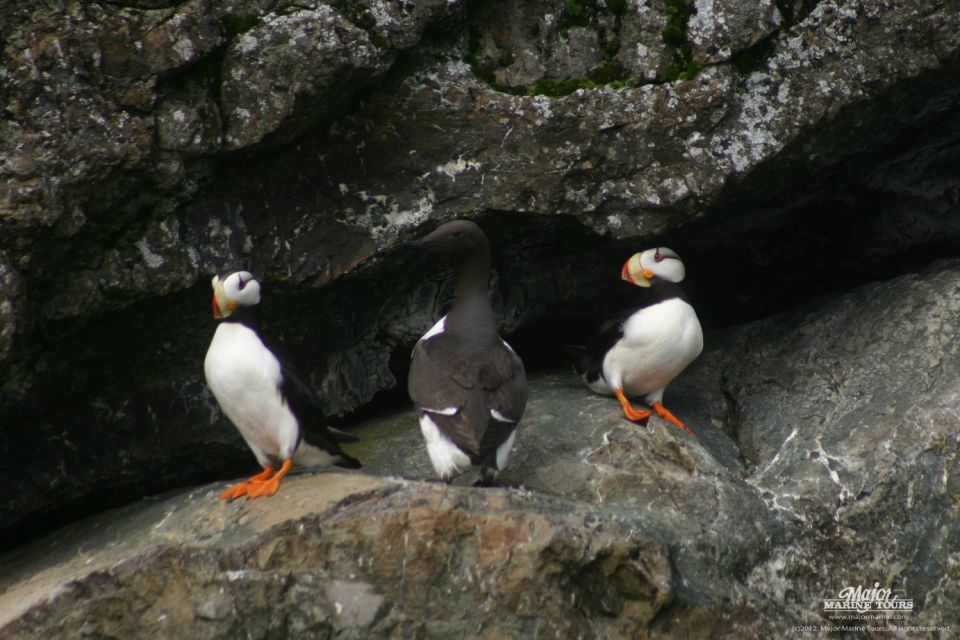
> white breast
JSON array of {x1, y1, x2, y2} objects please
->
[
  {"x1": 413, "y1": 315, "x2": 447, "y2": 353},
  {"x1": 601, "y1": 298, "x2": 703, "y2": 403},
  {"x1": 204, "y1": 323, "x2": 300, "y2": 468},
  {"x1": 419, "y1": 413, "x2": 471, "y2": 481}
]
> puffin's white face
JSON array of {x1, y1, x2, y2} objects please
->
[
  {"x1": 621, "y1": 247, "x2": 686, "y2": 288},
  {"x1": 211, "y1": 271, "x2": 261, "y2": 319}
]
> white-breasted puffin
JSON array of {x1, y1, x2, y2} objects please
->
[
  {"x1": 569, "y1": 247, "x2": 703, "y2": 435},
  {"x1": 406, "y1": 220, "x2": 528, "y2": 483},
  {"x1": 204, "y1": 270, "x2": 361, "y2": 500}
]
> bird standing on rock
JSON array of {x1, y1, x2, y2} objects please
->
[
  {"x1": 568, "y1": 247, "x2": 702, "y2": 436},
  {"x1": 204, "y1": 270, "x2": 361, "y2": 500},
  {"x1": 406, "y1": 220, "x2": 528, "y2": 483}
]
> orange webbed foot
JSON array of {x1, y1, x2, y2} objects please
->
[
  {"x1": 614, "y1": 388, "x2": 653, "y2": 423},
  {"x1": 245, "y1": 459, "x2": 293, "y2": 499},
  {"x1": 219, "y1": 466, "x2": 275, "y2": 501},
  {"x1": 652, "y1": 401, "x2": 695, "y2": 436}
]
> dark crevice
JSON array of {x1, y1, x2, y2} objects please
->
[{"x1": 776, "y1": 0, "x2": 823, "y2": 28}]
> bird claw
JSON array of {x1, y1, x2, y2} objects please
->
[{"x1": 219, "y1": 466, "x2": 276, "y2": 501}]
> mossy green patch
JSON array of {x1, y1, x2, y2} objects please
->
[
  {"x1": 464, "y1": 0, "x2": 640, "y2": 97},
  {"x1": 660, "y1": 0, "x2": 702, "y2": 82},
  {"x1": 587, "y1": 58, "x2": 625, "y2": 84},
  {"x1": 601, "y1": 33, "x2": 621, "y2": 56}
]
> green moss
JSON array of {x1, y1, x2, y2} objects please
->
[
  {"x1": 659, "y1": 0, "x2": 703, "y2": 82},
  {"x1": 563, "y1": 0, "x2": 591, "y2": 27},
  {"x1": 601, "y1": 33, "x2": 621, "y2": 56},
  {"x1": 587, "y1": 58, "x2": 624, "y2": 83},
  {"x1": 661, "y1": 25, "x2": 685, "y2": 46},
  {"x1": 464, "y1": 53, "x2": 497, "y2": 85},
  {"x1": 662, "y1": 0, "x2": 692, "y2": 40},
  {"x1": 463, "y1": 0, "x2": 642, "y2": 97},
  {"x1": 677, "y1": 60, "x2": 703, "y2": 81},
  {"x1": 220, "y1": 14, "x2": 257, "y2": 38},
  {"x1": 564, "y1": 0, "x2": 588, "y2": 18}
]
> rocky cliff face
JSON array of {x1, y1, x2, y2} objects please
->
[
  {"x1": 3, "y1": 261, "x2": 960, "y2": 636},
  {"x1": 2, "y1": 0, "x2": 960, "y2": 632}
]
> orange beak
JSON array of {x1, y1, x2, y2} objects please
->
[
  {"x1": 212, "y1": 293, "x2": 222, "y2": 319},
  {"x1": 620, "y1": 260, "x2": 633, "y2": 283}
]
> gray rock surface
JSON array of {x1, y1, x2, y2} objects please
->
[
  {"x1": 4, "y1": 260, "x2": 960, "y2": 635},
  {"x1": 688, "y1": 0, "x2": 782, "y2": 63},
  {"x1": 2, "y1": 0, "x2": 960, "y2": 566},
  {"x1": 0, "y1": 474, "x2": 675, "y2": 639}
]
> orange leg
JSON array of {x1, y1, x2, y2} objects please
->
[
  {"x1": 246, "y1": 459, "x2": 293, "y2": 499},
  {"x1": 219, "y1": 466, "x2": 275, "y2": 501},
  {"x1": 614, "y1": 388, "x2": 652, "y2": 423},
  {"x1": 652, "y1": 401, "x2": 695, "y2": 436}
]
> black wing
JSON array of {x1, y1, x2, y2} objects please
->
[
  {"x1": 278, "y1": 360, "x2": 362, "y2": 468},
  {"x1": 409, "y1": 334, "x2": 526, "y2": 463},
  {"x1": 571, "y1": 309, "x2": 633, "y2": 385}
]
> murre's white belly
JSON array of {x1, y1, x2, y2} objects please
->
[
  {"x1": 419, "y1": 412, "x2": 471, "y2": 480},
  {"x1": 204, "y1": 322, "x2": 300, "y2": 468},
  {"x1": 600, "y1": 298, "x2": 703, "y2": 402}
]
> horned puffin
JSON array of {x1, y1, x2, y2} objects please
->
[
  {"x1": 570, "y1": 248, "x2": 702, "y2": 435},
  {"x1": 204, "y1": 270, "x2": 360, "y2": 500},
  {"x1": 406, "y1": 220, "x2": 528, "y2": 483}
]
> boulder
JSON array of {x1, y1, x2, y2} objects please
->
[{"x1": 0, "y1": 475, "x2": 674, "y2": 639}]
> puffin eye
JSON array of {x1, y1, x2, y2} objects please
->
[
  {"x1": 654, "y1": 249, "x2": 664, "y2": 263},
  {"x1": 451, "y1": 230, "x2": 463, "y2": 238},
  {"x1": 237, "y1": 276, "x2": 246, "y2": 290}
]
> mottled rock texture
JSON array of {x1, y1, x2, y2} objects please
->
[
  {"x1": 3, "y1": 261, "x2": 960, "y2": 636},
  {"x1": 0, "y1": 475, "x2": 675, "y2": 639},
  {"x1": 1, "y1": 0, "x2": 960, "y2": 581}
]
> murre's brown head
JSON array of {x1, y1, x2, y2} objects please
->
[{"x1": 408, "y1": 219, "x2": 489, "y2": 256}]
